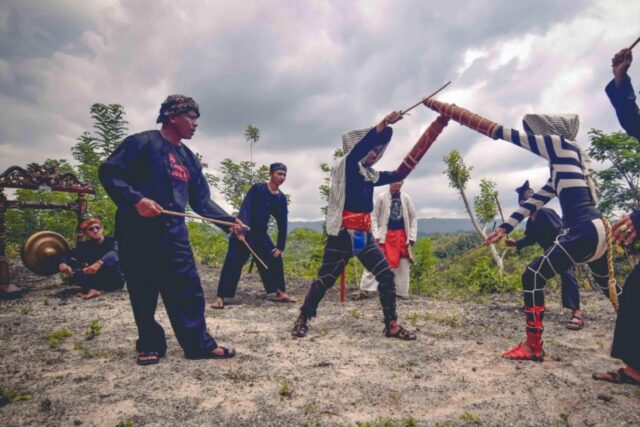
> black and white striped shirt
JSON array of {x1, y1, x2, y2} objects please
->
[{"x1": 496, "y1": 127, "x2": 600, "y2": 233}]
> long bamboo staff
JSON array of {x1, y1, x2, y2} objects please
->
[
  {"x1": 399, "y1": 81, "x2": 452, "y2": 116},
  {"x1": 425, "y1": 244, "x2": 487, "y2": 279},
  {"x1": 161, "y1": 209, "x2": 249, "y2": 229},
  {"x1": 162, "y1": 209, "x2": 269, "y2": 270},
  {"x1": 630, "y1": 35, "x2": 640, "y2": 50}
]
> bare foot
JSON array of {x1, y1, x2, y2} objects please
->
[
  {"x1": 83, "y1": 289, "x2": 103, "y2": 300},
  {"x1": 210, "y1": 297, "x2": 224, "y2": 309},
  {"x1": 274, "y1": 291, "x2": 297, "y2": 303}
]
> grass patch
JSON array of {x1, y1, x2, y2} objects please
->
[
  {"x1": 356, "y1": 417, "x2": 419, "y2": 427},
  {"x1": 19, "y1": 306, "x2": 31, "y2": 315},
  {"x1": 0, "y1": 388, "x2": 33, "y2": 407},
  {"x1": 279, "y1": 379, "x2": 293, "y2": 399},
  {"x1": 73, "y1": 342, "x2": 94, "y2": 359},
  {"x1": 408, "y1": 312, "x2": 418, "y2": 327},
  {"x1": 350, "y1": 309, "x2": 362, "y2": 319},
  {"x1": 423, "y1": 312, "x2": 461, "y2": 328},
  {"x1": 85, "y1": 320, "x2": 102, "y2": 340},
  {"x1": 225, "y1": 372, "x2": 258, "y2": 383},
  {"x1": 460, "y1": 411, "x2": 481, "y2": 424},
  {"x1": 47, "y1": 327, "x2": 73, "y2": 348}
]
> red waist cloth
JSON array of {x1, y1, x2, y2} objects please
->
[
  {"x1": 380, "y1": 229, "x2": 408, "y2": 269},
  {"x1": 341, "y1": 211, "x2": 371, "y2": 231}
]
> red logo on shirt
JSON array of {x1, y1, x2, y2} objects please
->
[{"x1": 169, "y1": 152, "x2": 190, "y2": 182}]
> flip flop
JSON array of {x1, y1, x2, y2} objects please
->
[
  {"x1": 273, "y1": 295, "x2": 297, "y2": 303},
  {"x1": 210, "y1": 299, "x2": 224, "y2": 310},
  {"x1": 566, "y1": 316, "x2": 584, "y2": 330},
  {"x1": 592, "y1": 368, "x2": 640, "y2": 385}
]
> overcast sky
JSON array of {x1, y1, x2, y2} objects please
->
[{"x1": 0, "y1": 0, "x2": 637, "y2": 221}]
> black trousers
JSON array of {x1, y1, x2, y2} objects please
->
[
  {"x1": 300, "y1": 229, "x2": 397, "y2": 323},
  {"x1": 559, "y1": 266, "x2": 580, "y2": 310},
  {"x1": 119, "y1": 237, "x2": 218, "y2": 358},
  {"x1": 69, "y1": 262, "x2": 124, "y2": 294},
  {"x1": 522, "y1": 219, "x2": 619, "y2": 308},
  {"x1": 217, "y1": 235, "x2": 285, "y2": 298},
  {"x1": 611, "y1": 263, "x2": 640, "y2": 370}
]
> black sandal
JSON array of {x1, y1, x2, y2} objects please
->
[
  {"x1": 291, "y1": 317, "x2": 308, "y2": 338},
  {"x1": 566, "y1": 316, "x2": 584, "y2": 330},
  {"x1": 186, "y1": 346, "x2": 236, "y2": 360},
  {"x1": 593, "y1": 368, "x2": 640, "y2": 385},
  {"x1": 137, "y1": 351, "x2": 160, "y2": 366},
  {"x1": 384, "y1": 324, "x2": 417, "y2": 341}
]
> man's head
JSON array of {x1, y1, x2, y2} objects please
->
[
  {"x1": 361, "y1": 145, "x2": 385, "y2": 167},
  {"x1": 269, "y1": 162, "x2": 287, "y2": 187},
  {"x1": 516, "y1": 180, "x2": 534, "y2": 206},
  {"x1": 79, "y1": 218, "x2": 104, "y2": 242},
  {"x1": 389, "y1": 180, "x2": 404, "y2": 195},
  {"x1": 157, "y1": 94, "x2": 200, "y2": 140}
]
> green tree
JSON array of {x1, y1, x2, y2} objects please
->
[
  {"x1": 209, "y1": 159, "x2": 270, "y2": 215},
  {"x1": 443, "y1": 150, "x2": 503, "y2": 270},
  {"x1": 244, "y1": 125, "x2": 260, "y2": 182},
  {"x1": 474, "y1": 179, "x2": 499, "y2": 226},
  {"x1": 587, "y1": 129, "x2": 640, "y2": 215},
  {"x1": 318, "y1": 148, "x2": 344, "y2": 234}
]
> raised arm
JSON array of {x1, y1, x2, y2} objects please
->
[
  {"x1": 346, "y1": 111, "x2": 402, "y2": 166},
  {"x1": 606, "y1": 48, "x2": 640, "y2": 140},
  {"x1": 501, "y1": 179, "x2": 557, "y2": 233}
]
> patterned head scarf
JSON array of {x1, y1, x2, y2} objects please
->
[
  {"x1": 341, "y1": 128, "x2": 388, "y2": 165},
  {"x1": 156, "y1": 94, "x2": 200, "y2": 124},
  {"x1": 522, "y1": 114, "x2": 579, "y2": 141}
]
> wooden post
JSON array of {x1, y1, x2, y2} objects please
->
[{"x1": 0, "y1": 190, "x2": 8, "y2": 286}]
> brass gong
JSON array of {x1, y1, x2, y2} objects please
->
[{"x1": 21, "y1": 231, "x2": 70, "y2": 276}]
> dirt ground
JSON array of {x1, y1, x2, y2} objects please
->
[{"x1": 1, "y1": 261, "x2": 639, "y2": 427}]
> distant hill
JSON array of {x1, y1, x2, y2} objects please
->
[{"x1": 288, "y1": 217, "x2": 477, "y2": 236}]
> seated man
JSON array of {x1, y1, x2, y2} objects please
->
[{"x1": 58, "y1": 218, "x2": 124, "y2": 299}]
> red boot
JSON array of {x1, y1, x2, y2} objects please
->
[{"x1": 502, "y1": 306, "x2": 545, "y2": 362}]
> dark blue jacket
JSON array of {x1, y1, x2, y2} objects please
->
[
  {"x1": 99, "y1": 130, "x2": 235, "y2": 250},
  {"x1": 605, "y1": 76, "x2": 640, "y2": 233},
  {"x1": 516, "y1": 207, "x2": 563, "y2": 251},
  {"x1": 238, "y1": 182, "x2": 288, "y2": 251},
  {"x1": 344, "y1": 127, "x2": 401, "y2": 213}
]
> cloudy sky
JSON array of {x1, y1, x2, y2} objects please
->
[{"x1": 0, "y1": 0, "x2": 637, "y2": 221}]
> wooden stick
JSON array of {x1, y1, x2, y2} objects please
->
[
  {"x1": 241, "y1": 239, "x2": 269, "y2": 270},
  {"x1": 400, "y1": 81, "x2": 452, "y2": 116},
  {"x1": 161, "y1": 209, "x2": 249, "y2": 230},
  {"x1": 630, "y1": 35, "x2": 640, "y2": 50}
]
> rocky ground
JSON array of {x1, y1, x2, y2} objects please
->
[{"x1": 1, "y1": 261, "x2": 639, "y2": 427}]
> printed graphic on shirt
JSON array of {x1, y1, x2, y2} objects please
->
[
  {"x1": 389, "y1": 195, "x2": 403, "y2": 221},
  {"x1": 169, "y1": 152, "x2": 190, "y2": 182}
]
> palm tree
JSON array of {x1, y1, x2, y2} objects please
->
[{"x1": 244, "y1": 125, "x2": 260, "y2": 182}]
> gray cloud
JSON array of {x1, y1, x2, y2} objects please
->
[{"x1": 0, "y1": 0, "x2": 637, "y2": 221}]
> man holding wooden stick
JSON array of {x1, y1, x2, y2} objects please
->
[{"x1": 99, "y1": 94, "x2": 245, "y2": 365}]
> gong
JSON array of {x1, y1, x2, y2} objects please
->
[{"x1": 21, "y1": 231, "x2": 70, "y2": 276}]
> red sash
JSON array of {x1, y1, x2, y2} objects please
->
[
  {"x1": 380, "y1": 229, "x2": 408, "y2": 269},
  {"x1": 341, "y1": 211, "x2": 371, "y2": 231}
]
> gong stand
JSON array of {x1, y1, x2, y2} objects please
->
[{"x1": 0, "y1": 163, "x2": 95, "y2": 287}]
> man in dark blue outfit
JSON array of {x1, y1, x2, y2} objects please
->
[
  {"x1": 593, "y1": 47, "x2": 640, "y2": 386},
  {"x1": 505, "y1": 181, "x2": 583, "y2": 330},
  {"x1": 211, "y1": 162, "x2": 296, "y2": 308},
  {"x1": 58, "y1": 217, "x2": 124, "y2": 300},
  {"x1": 99, "y1": 95, "x2": 244, "y2": 365}
]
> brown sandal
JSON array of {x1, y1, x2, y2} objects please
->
[
  {"x1": 384, "y1": 324, "x2": 417, "y2": 341},
  {"x1": 291, "y1": 317, "x2": 308, "y2": 338},
  {"x1": 137, "y1": 351, "x2": 160, "y2": 366},
  {"x1": 593, "y1": 368, "x2": 640, "y2": 385},
  {"x1": 566, "y1": 315, "x2": 584, "y2": 330}
]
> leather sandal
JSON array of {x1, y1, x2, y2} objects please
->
[
  {"x1": 291, "y1": 317, "x2": 308, "y2": 338},
  {"x1": 137, "y1": 351, "x2": 160, "y2": 366},
  {"x1": 384, "y1": 324, "x2": 416, "y2": 341},
  {"x1": 592, "y1": 368, "x2": 640, "y2": 385},
  {"x1": 566, "y1": 315, "x2": 584, "y2": 330}
]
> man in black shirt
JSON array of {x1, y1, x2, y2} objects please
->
[
  {"x1": 211, "y1": 162, "x2": 295, "y2": 309},
  {"x1": 58, "y1": 218, "x2": 124, "y2": 300},
  {"x1": 505, "y1": 181, "x2": 583, "y2": 330}
]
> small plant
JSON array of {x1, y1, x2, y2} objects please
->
[
  {"x1": 350, "y1": 309, "x2": 362, "y2": 319},
  {"x1": 461, "y1": 411, "x2": 481, "y2": 424},
  {"x1": 0, "y1": 388, "x2": 33, "y2": 407},
  {"x1": 116, "y1": 421, "x2": 134, "y2": 427},
  {"x1": 85, "y1": 320, "x2": 102, "y2": 340},
  {"x1": 47, "y1": 327, "x2": 73, "y2": 348},
  {"x1": 408, "y1": 312, "x2": 418, "y2": 327},
  {"x1": 279, "y1": 379, "x2": 293, "y2": 399},
  {"x1": 43, "y1": 298, "x2": 49, "y2": 306},
  {"x1": 73, "y1": 342, "x2": 94, "y2": 359},
  {"x1": 19, "y1": 306, "x2": 31, "y2": 315},
  {"x1": 40, "y1": 398, "x2": 52, "y2": 411}
]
